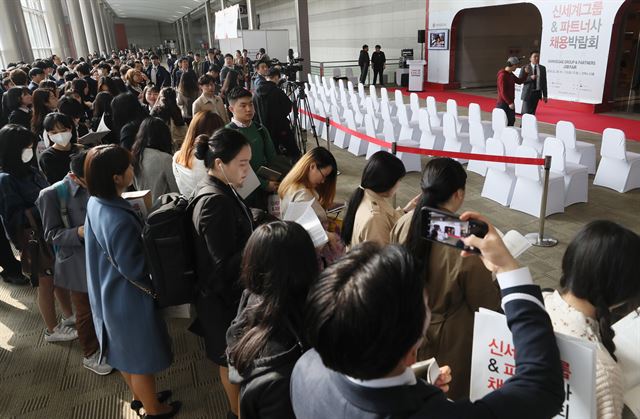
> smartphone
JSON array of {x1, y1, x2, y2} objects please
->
[{"x1": 420, "y1": 206, "x2": 488, "y2": 254}]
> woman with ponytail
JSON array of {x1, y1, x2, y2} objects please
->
[
  {"x1": 391, "y1": 157, "x2": 501, "y2": 400},
  {"x1": 544, "y1": 220, "x2": 640, "y2": 419},
  {"x1": 189, "y1": 128, "x2": 254, "y2": 419},
  {"x1": 340, "y1": 151, "x2": 419, "y2": 247},
  {"x1": 226, "y1": 221, "x2": 318, "y2": 419}
]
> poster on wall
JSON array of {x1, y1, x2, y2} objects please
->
[
  {"x1": 215, "y1": 4, "x2": 240, "y2": 40},
  {"x1": 428, "y1": 29, "x2": 449, "y2": 50},
  {"x1": 538, "y1": 0, "x2": 625, "y2": 104}
]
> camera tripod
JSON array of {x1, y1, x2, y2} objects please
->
[{"x1": 283, "y1": 80, "x2": 320, "y2": 154}]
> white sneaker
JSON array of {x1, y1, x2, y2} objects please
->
[
  {"x1": 44, "y1": 324, "x2": 78, "y2": 342},
  {"x1": 83, "y1": 351, "x2": 113, "y2": 376},
  {"x1": 61, "y1": 314, "x2": 76, "y2": 328}
]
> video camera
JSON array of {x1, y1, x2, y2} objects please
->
[{"x1": 271, "y1": 57, "x2": 305, "y2": 81}]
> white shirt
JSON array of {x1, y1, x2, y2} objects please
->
[
  {"x1": 347, "y1": 367, "x2": 417, "y2": 388},
  {"x1": 151, "y1": 66, "x2": 158, "y2": 84},
  {"x1": 231, "y1": 117, "x2": 251, "y2": 128}
]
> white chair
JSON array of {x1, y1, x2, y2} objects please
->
[
  {"x1": 500, "y1": 127, "x2": 522, "y2": 157},
  {"x1": 509, "y1": 145, "x2": 565, "y2": 217},
  {"x1": 331, "y1": 104, "x2": 348, "y2": 148},
  {"x1": 409, "y1": 94, "x2": 420, "y2": 123},
  {"x1": 307, "y1": 96, "x2": 324, "y2": 138},
  {"x1": 468, "y1": 103, "x2": 492, "y2": 138},
  {"x1": 481, "y1": 138, "x2": 517, "y2": 206},
  {"x1": 369, "y1": 85, "x2": 381, "y2": 112},
  {"x1": 315, "y1": 100, "x2": 329, "y2": 141},
  {"x1": 345, "y1": 68, "x2": 358, "y2": 86},
  {"x1": 446, "y1": 99, "x2": 468, "y2": 133},
  {"x1": 347, "y1": 80, "x2": 355, "y2": 95},
  {"x1": 520, "y1": 114, "x2": 546, "y2": 154},
  {"x1": 364, "y1": 97, "x2": 383, "y2": 133},
  {"x1": 365, "y1": 114, "x2": 387, "y2": 159},
  {"x1": 396, "y1": 104, "x2": 420, "y2": 143},
  {"x1": 350, "y1": 94, "x2": 365, "y2": 125},
  {"x1": 426, "y1": 96, "x2": 443, "y2": 128},
  {"x1": 543, "y1": 138, "x2": 588, "y2": 206},
  {"x1": 593, "y1": 128, "x2": 640, "y2": 192},
  {"x1": 379, "y1": 100, "x2": 400, "y2": 140},
  {"x1": 394, "y1": 89, "x2": 409, "y2": 118},
  {"x1": 442, "y1": 113, "x2": 471, "y2": 164},
  {"x1": 346, "y1": 109, "x2": 368, "y2": 156},
  {"x1": 467, "y1": 120, "x2": 488, "y2": 176},
  {"x1": 555, "y1": 121, "x2": 596, "y2": 174},
  {"x1": 491, "y1": 108, "x2": 507, "y2": 139},
  {"x1": 380, "y1": 87, "x2": 395, "y2": 115},
  {"x1": 418, "y1": 109, "x2": 445, "y2": 151},
  {"x1": 358, "y1": 82, "x2": 367, "y2": 103}
]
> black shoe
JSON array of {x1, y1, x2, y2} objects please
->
[
  {"x1": 1, "y1": 272, "x2": 29, "y2": 285},
  {"x1": 131, "y1": 390, "x2": 173, "y2": 417},
  {"x1": 143, "y1": 401, "x2": 181, "y2": 418}
]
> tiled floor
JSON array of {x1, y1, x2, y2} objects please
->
[{"x1": 1, "y1": 97, "x2": 639, "y2": 418}]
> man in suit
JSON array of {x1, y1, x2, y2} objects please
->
[
  {"x1": 75, "y1": 62, "x2": 97, "y2": 101},
  {"x1": 520, "y1": 51, "x2": 548, "y2": 115},
  {"x1": 290, "y1": 214, "x2": 565, "y2": 419},
  {"x1": 172, "y1": 57, "x2": 190, "y2": 88},
  {"x1": 146, "y1": 55, "x2": 171, "y2": 87},
  {"x1": 371, "y1": 45, "x2": 386, "y2": 86},
  {"x1": 202, "y1": 49, "x2": 217, "y2": 75},
  {"x1": 358, "y1": 44, "x2": 370, "y2": 85}
]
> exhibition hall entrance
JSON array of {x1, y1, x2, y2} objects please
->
[{"x1": 453, "y1": 3, "x2": 542, "y2": 89}]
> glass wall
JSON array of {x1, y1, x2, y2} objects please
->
[{"x1": 21, "y1": 0, "x2": 52, "y2": 60}]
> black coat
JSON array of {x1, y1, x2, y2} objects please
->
[
  {"x1": 144, "y1": 64, "x2": 171, "y2": 87},
  {"x1": 227, "y1": 291, "x2": 303, "y2": 419},
  {"x1": 84, "y1": 76, "x2": 98, "y2": 101},
  {"x1": 519, "y1": 64, "x2": 548, "y2": 100},
  {"x1": 371, "y1": 51, "x2": 386, "y2": 69},
  {"x1": 253, "y1": 80, "x2": 295, "y2": 154},
  {"x1": 8, "y1": 108, "x2": 32, "y2": 130},
  {"x1": 189, "y1": 176, "x2": 253, "y2": 365},
  {"x1": 358, "y1": 50, "x2": 370, "y2": 68}
]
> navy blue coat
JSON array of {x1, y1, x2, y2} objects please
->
[{"x1": 85, "y1": 196, "x2": 172, "y2": 374}]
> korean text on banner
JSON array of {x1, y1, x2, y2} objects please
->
[{"x1": 470, "y1": 308, "x2": 596, "y2": 419}]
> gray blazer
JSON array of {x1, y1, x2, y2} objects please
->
[
  {"x1": 519, "y1": 64, "x2": 547, "y2": 101},
  {"x1": 36, "y1": 175, "x2": 89, "y2": 292},
  {"x1": 133, "y1": 147, "x2": 180, "y2": 204}
]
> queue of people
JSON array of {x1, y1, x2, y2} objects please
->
[{"x1": 0, "y1": 48, "x2": 638, "y2": 419}]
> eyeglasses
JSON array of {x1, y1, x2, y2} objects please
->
[{"x1": 317, "y1": 166, "x2": 330, "y2": 183}]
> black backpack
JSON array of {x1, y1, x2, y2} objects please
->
[{"x1": 141, "y1": 188, "x2": 214, "y2": 308}]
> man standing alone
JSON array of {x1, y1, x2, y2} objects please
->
[
  {"x1": 497, "y1": 56, "x2": 527, "y2": 126},
  {"x1": 519, "y1": 51, "x2": 547, "y2": 115},
  {"x1": 358, "y1": 45, "x2": 370, "y2": 85},
  {"x1": 371, "y1": 45, "x2": 386, "y2": 86}
]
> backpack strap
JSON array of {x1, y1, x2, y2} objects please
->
[{"x1": 54, "y1": 181, "x2": 71, "y2": 229}]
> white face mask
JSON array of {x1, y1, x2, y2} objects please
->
[
  {"x1": 48, "y1": 131, "x2": 72, "y2": 147},
  {"x1": 21, "y1": 148, "x2": 34, "y2": 163}
]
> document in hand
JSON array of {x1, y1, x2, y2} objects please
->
[
  {"x1": 613, "y1": 309, "x2": 640, "y2": 417},
  {"x1": 470, "y1": 308, "x2": 596, "y2": 419},
  {"x1": 502, "y1": 230, "x2": 532, "y2": 259},
  {"x1": 97, "y1": 113, "x2": 110, "y2": 132},
  {"x1": 283, "y1": 198, "x2": 328, "y2": 248},
  {"x1": 79, "y1": 130, "x2": 111, "y2": 145},
  {"x1": 235, "y1": 167, "x2": 261, "y2": 199}
]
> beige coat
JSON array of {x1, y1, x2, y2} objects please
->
[
  {"x1": 392, "y1": 211, "x2": 502, "y2": 400},
  {"x1": 351, "y1": 189, "x2": 405, "y2": 246}
]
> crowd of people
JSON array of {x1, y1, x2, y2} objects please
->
[{"x1": 0, "y1": 47, "x2": 638, "y2": 419}]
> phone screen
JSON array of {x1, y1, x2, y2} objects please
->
[{"x1": 421, "y1": 207, "x2": 487, "y2": 253}]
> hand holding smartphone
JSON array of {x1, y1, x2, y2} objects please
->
[{"x1": 420, "y1": 207, "x2": 488, "y2": 254}]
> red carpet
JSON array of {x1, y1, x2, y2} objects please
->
[{"x1": 392, "y1": 87, "x2": 640, "y2": 142}]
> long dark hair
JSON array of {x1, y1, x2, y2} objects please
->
[
  {"x1": 560, "y1": 220, "x2": 640, "y2": 361},
  {"x1": 97, "y1": 76, "x2": 119, "y2": 95},
  {"x1": 227, "y1": 221, "x2": 319, "y2": 375},
  {"x1": 0, "y1": 124, "x2": 37, "y2": 178},
  {"x1": 31, "y1": 88, "x2": 55, "y2": 135},
  {"x1": 177, "y1": 70, "x2": 199, "y2": 98},
  {"x1": 151, "y1": 87, "x2": 185, "y2": 126},
  {"x1": 111, "y1": 92, "x2": 146, "y2": 141},
  {"x1": 405, "y1": 158, "x2": 467, "y2": 275},
  {"x1": 131, "y1": 117, "x2": 173, "y2": 175},
  {"x1": 341, "y1": 151, "x2": 406, "y2": 245}
]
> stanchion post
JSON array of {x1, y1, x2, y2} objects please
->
[
  {"x1": 319, "y1": 62, "x2": 324, "y2": 78},
  {"x1": 391, "y1": 142, "x2": 397, "y2": 207},
  {"x1": 325, "y1": 117, "x2": 331, "y2": 152},
  {"x1": 525, "y1": 155, "x2": 558, "y2": 248}
]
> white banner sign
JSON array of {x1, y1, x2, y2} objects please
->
[
  {"x1": 215, "y1": 4, "x2": 240, "y2": 40},
  {"x1": 470, "y1": 309, "x2": 596, "y2": 419},
  {"x1": 538, "y1": 0, "x2": 625, "y2": 104}
]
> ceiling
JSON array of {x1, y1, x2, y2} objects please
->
[{"x1": 104, "y1": 0, "x2": 208, "y2": 24}]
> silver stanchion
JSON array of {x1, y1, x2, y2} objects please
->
[
  {"x1": 525, "y1": 155, "x2": 558, "y2": 247},
  {"x1": 325, "y1": 117, "x2": 331, "y2": 152}
]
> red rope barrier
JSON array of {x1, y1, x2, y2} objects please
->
[{"x1": 299, "y1": 108, "x2": 546, "y2": 166}]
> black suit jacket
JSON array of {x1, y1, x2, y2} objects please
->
[
  {"x1": 358, "y1": 50, "x2": 370, "y2": 68},
  {"x1": 519, "y1": 64, "x2": 547, "y2": 101},
  {"x1": 145, "y1": 65, "x2": 171, "y2": 87},
  {"x1": 291, "y1": 269, "x2": 565, "y2": 419}
]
